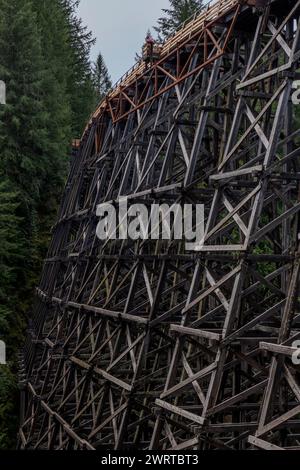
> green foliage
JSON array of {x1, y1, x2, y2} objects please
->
[
  {"x1": 295, "y1": 97, "x2": 300, "y2": 130},
  {"x1": 0, "y1": 0, "x2": 48, "y2": 447},
  {"x1": 154, "y1": 0, "x2": 205, "y2": 41},
  {"x1": 93, "y1": 52, "x2": 112, "y2": 102},
  {"x1": 0, "y1": 178, "x2": 24, "y2": 448},
  {"x1": 0, "y1": 366, "x2": 18, "y2": 450},
  {"x1": 0, "y1": 0, "x2": 48, "y2": 199},
  {"x1": 0, "y1": 181, "x2": 21, "y2": 295},
  {"x1": 0, "y1": 0, "x2": 101, "y2": 448},
  {"x1": 60, "y1": 0, "x2": 97, "y2": 136}
]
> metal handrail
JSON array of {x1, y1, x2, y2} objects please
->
[{"x1": 88, "y1": 0, "x2": 240, "y2": 126}]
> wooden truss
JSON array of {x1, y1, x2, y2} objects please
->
[{"x1": 19, "y1": 0, "x2": 300, "y2": 450}]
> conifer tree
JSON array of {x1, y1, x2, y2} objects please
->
[
  {"x1": 0, "y1": 0, "x2": 63, "y2": 448},
  {"x1": 31, "y1": 0, "x2": 73, "y2": 258},
  {"x1": 135, "y1": 29, "x2": 152, "y2": 62},
  {"x1": 0, "y1": 0, "x2": 99, "y2": 449},
  {"x1": 0, "y1": 0, "x2": 49, "y2": 202},
  {"x1": 93, "y1": 52, "x2": 112, "y2": 101},
  {"x1": 32, "y1": 0, "x2": 72, "y2": 170},
  {"x1": 0, "y1": 179, "x2": 21, "y2": 449},
  {"x1": 60, "y1": 0, "x2": 96, "y2": 136},
  {"x1": 155, "y1": 0, "x2": 204, "y2": 40}
]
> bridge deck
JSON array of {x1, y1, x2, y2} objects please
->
[{"x1": 86, "y1": 0, "x2": 241, "y2": 130}]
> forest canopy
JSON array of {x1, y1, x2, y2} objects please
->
[{"x1": 0, "y1": 0, "x2": 106, "y2": 448}]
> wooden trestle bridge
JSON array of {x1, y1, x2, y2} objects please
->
[{"x1": 19, "y1": 0, "x2": 300, "y2": 450}]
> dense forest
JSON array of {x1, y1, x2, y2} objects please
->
[
  {"x1": 0, "y1": 0, "x2": 203, "y2": 450},
  {"x1": 0, "y1": 0, "x2": 111, "y2": 449}
]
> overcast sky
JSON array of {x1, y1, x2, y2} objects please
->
[{"x1": 78, "y1": 0, "x2": 170, "y2": 85}]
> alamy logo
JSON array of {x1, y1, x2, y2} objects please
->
[
  {"x1": 0, "y1": 340, "x2": 6, "y2": 365},
  {"x1": 96, "y1": 199, "x2": 205, "y2": 251},
  {"x1": 292, "y1": 340, "x2": 300, "y2": 365},
  {"x1": 292, "y1": 81, "x2": 300, "y2": 105},
  {"x1": 0, "y1": 80, "x2": 6, "y2": 105}
]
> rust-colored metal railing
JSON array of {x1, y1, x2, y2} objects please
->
[{"x1": 84, "y1": 0, "x2": 242, "y2": 133}]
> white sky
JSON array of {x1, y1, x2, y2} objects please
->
[{"x1": 78, "y1": 0, "x2": 170, "y2": 84}]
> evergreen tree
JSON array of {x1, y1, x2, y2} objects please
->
[
  {"x1": 93, "y1": 52, "x2": 112, "y2": 101},
  {"x1": 0, "y1": 179, "x2": 22, "y2": 449},
  {"x1": 0, "y1": 179, "x2": 22, "y2": 338},
  {"x1": 0, "y1": 0, "x2": 51, "y2": 312},
  {"x1": 31, "y1": 0, "x2": 73, "y2": 259},
  {"x1": 0, "y1": 0, "x2": 49, "y2": 200},
  {"x1": 0, "y1": 178, "x2": 21, "y2": 288},
  {"x1": 0, "y1": 0, "x2": 98, "y2": 449},
  {"x1": 155, "y1": 0, "x2": 205, "y2": 40},
  {"x1": 0, "y1": 0, "x2": 49, "y2": 447},
  {"x1": 32, "y1": 0, "x2": 72, "y2": 170},
  {"x1": 135, "y1": 29, "x2": 152, "y2": 62},
  {"x1": 60, "y1": 0, "x2": 97, "y2": 136}
]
